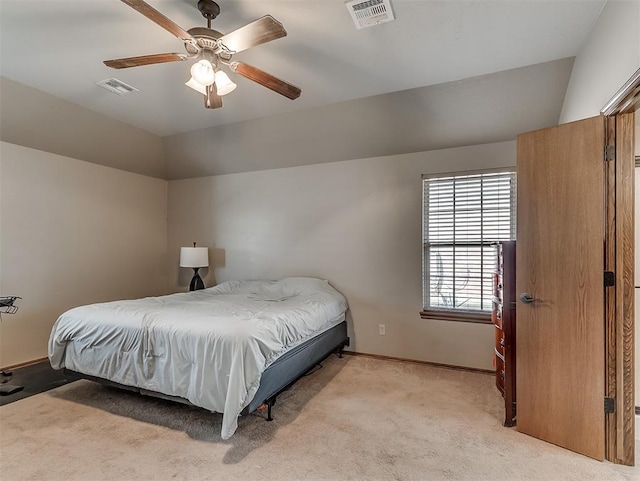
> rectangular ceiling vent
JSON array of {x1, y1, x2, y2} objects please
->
[
  {"x1": 96, "y1": 78, "x2": 139, "y2": 95},
  {"x1": 346, "y1": 0, "x2": 395, "y2": 30}
]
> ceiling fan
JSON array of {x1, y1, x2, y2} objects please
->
[{"x1": 104, "y1": 0, "x2": 302, "y2": 109}]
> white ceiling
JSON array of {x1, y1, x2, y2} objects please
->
[{"x1": 0, "y1": 0, "x2": 606, "y2": 137}]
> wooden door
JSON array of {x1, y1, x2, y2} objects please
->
[{"x1": 516, "y1": 116, "x2": 605, "y2": 460}]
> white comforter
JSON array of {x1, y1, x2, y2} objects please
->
[{"x1": 48, "y1": 277, "x2": 348, "y2": 439}]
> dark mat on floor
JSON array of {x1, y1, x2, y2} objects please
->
[{"x1": 0, "y1": 360, "x2": 76, "y2": 406}]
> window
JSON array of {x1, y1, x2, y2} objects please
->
[{"x1": 421, "y1": 170, "x2": 516, "y2": 322}]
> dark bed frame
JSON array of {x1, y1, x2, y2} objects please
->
[{"x1": 64, "y1": 321, "x2": 349, "y2": 424}]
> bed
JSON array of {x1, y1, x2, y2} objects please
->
[{"x1": 48, "y1": 277, "x2": 349, "y2": 439}]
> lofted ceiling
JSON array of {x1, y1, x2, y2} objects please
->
[{"x1": 0, "y1": 0, "x2": 606, "y2": 140}]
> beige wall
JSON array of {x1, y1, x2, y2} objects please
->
[
  {"x1": 0, "y1": 142, "x2": 169, "y2": 367},
  {"x1": 559, "y1": 0, "x2": 640, "y2": 123},
  {"x1": 163, "y1": 59, "x2": 570, "y2": 180},
  {"x1": 168, "y1": 141, "x2": 516, "y2": 370},
  {"x1": 0, "y1": 77, "x2": 167, "y2": 179}
]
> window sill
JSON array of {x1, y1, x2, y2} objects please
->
[{"x1": 420, "y1": 310, "x2": 492, "y2": 324}]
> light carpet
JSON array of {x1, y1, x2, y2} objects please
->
[{"x1": 0, "y1": 355, "x2": 636, "y2": 481}]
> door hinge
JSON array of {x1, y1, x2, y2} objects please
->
[
  {"x1": 604, "y1": 397, "x2": 615, "y2": 414},
  {"x1": 604, "y1": 271, "x2": 615, "y2": 287},
  {"x1": 604, "y1": 145, "x2": 615, "y2": 162}
]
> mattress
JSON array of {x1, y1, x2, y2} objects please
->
[{"x1": 48, "y1": 277, "x2": 348, "y2": 439}]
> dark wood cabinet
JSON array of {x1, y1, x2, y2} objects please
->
[{"x1": 493, "y1": 241, "x2": 516, "y2": 427}]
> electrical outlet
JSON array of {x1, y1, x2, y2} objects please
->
[{"x1": 378, "y1": 324, "x2": 386, "y2": 335}]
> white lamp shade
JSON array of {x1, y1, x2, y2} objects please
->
[
  {"x1": 185, "y1": 77, "x2": 207, "y2": 95},
  {"x1": 214, "y1": 70, "x2": 237, "y2": 96},
  {"x1": 190, "y1": 59, "x2": 215, "y2": 86},
  {"x1": 180, "y1": 247, "x2": 209, "y2": 268}
]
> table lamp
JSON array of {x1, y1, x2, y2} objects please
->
[{"x1": 180, "y1": 242, "x2": 209, "y2": 291}]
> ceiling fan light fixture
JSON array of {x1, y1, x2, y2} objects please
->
[
  {"x1": 214, "y1": 70, "x2": 237, "y2": 96},
  {"x1": 185, "y1": 77, "x2": 207, "y2": 95},
  {"x1": 104, "y1": 0, "x2": 301, "y2": 110},
  {"x1": 190, "y1": 59, "x2": 216, "y2": 86}
]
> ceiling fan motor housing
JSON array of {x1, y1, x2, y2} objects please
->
[{"x1": 185, "y1": 27, "x2": 226, "y2": 58}]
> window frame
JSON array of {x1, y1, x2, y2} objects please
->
[{"x1": 420, "y1": 168, "x2": 516, "y2": 324}]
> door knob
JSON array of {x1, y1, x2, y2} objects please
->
[{"x1": 520, "y1": 293, "x2": 535, "y2": 304}]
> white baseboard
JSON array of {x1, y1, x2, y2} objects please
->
[{"x1": 636, "y1": 414, "x2": 640, "y2": 441}]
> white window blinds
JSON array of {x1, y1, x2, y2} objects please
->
[{"x1": 422, "y1": 170, "x2": 516, "y2": 314}]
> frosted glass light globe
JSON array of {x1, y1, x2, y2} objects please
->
[
  {"x1": 190, "y1": 60, "x2": 215, "y2": 87},
  {"x1": 185, "y1": 77, "x2": 207, "y2": 95},
  {"x1": 214, "y1": 70, "x2": 237, "y2": 96}
]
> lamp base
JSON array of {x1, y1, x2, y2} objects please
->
[{"x1": 189, "y1": 268, "x2": 205, "y2": 291}]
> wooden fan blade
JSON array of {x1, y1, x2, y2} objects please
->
[
  {"x1": 205, "y1": 84, "x2": 223, "y2": 109},
  {"x1": 218, "y1": 15, "x2": 286, "y2": 54},
  {"x1": 104, "y1": 53, "x2": 187, "y2": 69},
  {"x1": 120, "y1": 0, "x2": 196, "y2": 45},
  {"x1": 231, "y1": 62, "x2": 301, "y2": 100}
]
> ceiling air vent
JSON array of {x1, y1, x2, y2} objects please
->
[
  {"x1": 96, "y1": 78, "x2": 139, "y2": 95},
  {"x1": 345, "y1": 0, "x2": 395, "y2": 29}
]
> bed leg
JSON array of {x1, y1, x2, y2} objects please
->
[
  {"x1": 266, "y1": 398, "x2": 275, "y2": 421},
  {"x1": 337, "y1": 338, "x2": 349, "y2": 358}
]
